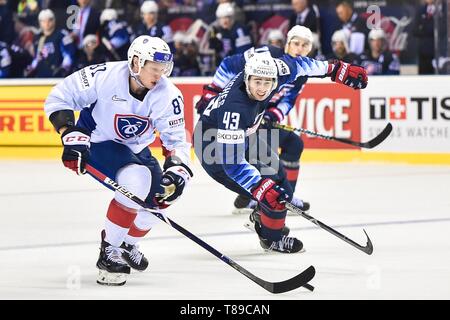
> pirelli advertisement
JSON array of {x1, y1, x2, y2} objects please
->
[{"x1": 0, "y1": 76, "x2": 450, "y2": 158}]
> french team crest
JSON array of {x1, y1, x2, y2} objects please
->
[{"x1": 114, "y1": 114, "x2": 151, "y2": 140}]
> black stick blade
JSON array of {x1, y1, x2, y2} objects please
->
[
  {"x1": 266, "y1": 266, "x2": 316, "y2": 294},
  {"x1": 362, "y1": 229, "x2": 374, "y2": 255},
  {"x1": 359, "y1": 123, "x2": 393, "y2": 149}
]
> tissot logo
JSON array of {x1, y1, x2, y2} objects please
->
[{"x1": 369, "y1": 97, "x2": 450, "y2": 121}]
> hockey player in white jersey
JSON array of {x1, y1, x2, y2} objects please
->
[{"x1": 44, "y1": 36, "x2": 192, "y2": 286}]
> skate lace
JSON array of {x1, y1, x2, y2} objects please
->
[
  {"x1": 127, "y1": 245, "x2": 143, "y2": 264},
  {"x1": 105, "y1": 246, "x2": 125, "y2": 263},
  {"x1": 269, "y1": 236, "x2": 294, "y2": 251}
]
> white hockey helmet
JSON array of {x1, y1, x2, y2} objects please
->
[
  {"x1": 216, "y1": 3, "x2": 234, "y2": 19},
  {"x1": 127, "y1": 35, "x2": 174, "y2": 83},
  {"x1": 38, "y1": 9, "x2": 55, "y2": 21},
  {"x1": 368, "y1": 28, "x2": 386, "y2": 40},
  {"x1": 141, "y1": 0, "x2": 158, "y2": 14},
  {"x1": 244, "y1": 53, "x2": 278, "y2": 99},
  {"x1": 267, "y1": 29, "x2": 285, "y2": 44},
  {"x1": 287, "y1": 25, "x2": 313, "y2": 45},
  {"x1": 100, "y1": 8, "x2": 118, "y2": 24},
  {"x1": 331, "y1": 29, "x2": 350, "y2": 53}
]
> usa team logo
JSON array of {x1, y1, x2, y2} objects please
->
[{"x1": 114, "y1": 114, "x2": 150, "y2": 139}]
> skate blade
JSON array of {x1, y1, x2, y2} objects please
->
[
  {"x1": 262, "y1": 247, "x2": 306, "y2": 254},
  {"x1": 97, "y1": 269, "x2": 128, "y2": 286},
  {"x1": 232, "y1": 207, "x2": 255, "y2": 215}
]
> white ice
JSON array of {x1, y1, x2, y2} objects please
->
[{"x1": 0, "y1": 160, "x2": 449, "y2": 299}]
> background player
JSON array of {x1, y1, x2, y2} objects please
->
[
  {"x1": 44, "y1": 35, "x2": 192, "y2": 286},
  {"x1": 194, "y1": 51, "x2": 367, "y2": 253},
  {"x1": 195, "y1": 26, "x2": 319, "y2": 215}
]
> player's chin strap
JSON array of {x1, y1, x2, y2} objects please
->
[{"x1": 129, "y1": 65, "x2": 146, "y2": 89}]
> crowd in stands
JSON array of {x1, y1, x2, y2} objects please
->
[{"x1": 0, "y1": 0, "x2": 437, "y2": 78}]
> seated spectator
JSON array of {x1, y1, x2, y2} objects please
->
[
  {"x1": 26, "y1": 9, "x2": 76, "y2": 77},
  {"x1": 335, "y1": 0, "x2": 368, "y2": 55},
  {"x1": 172, "y1": 32, "x2": 201, "y2": 77},
  {"x1": 99, "y1": 8, "x2": 131, "y2": 60},
  {"x1": 0, "y1": 40, "x2": 11, "y2": 78},
  {"x1": 360, "y1": 29, "x2": 400, "y2": 75},
  {"x1": 326, "y1": 29, "x2": 361, "y2": 65},
  {"x1": 134, "y1": 1, "x2": 174, "y2": 50},
  {"x1": 75, "y1": 34, "x2": 108, "y2": 70},
  {"x1": 209, "y1": 2, "x2": 253, "y2": 65}
]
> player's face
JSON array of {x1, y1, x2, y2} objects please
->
[
  {"x1": 142, "y1": 12, "x2": 157, "y2": 26},
  {"x1": 286, "y1": 37, "x2": 311, "y2": 57},
  {"x1": 40, "y1": 18, "x2": 55, "y2": 34},
  {"x1": 370, "y1": 39, "x2": 383, "y2": 52},
  {"x1": 332, "y1": 41, "x2": 346, "y2": 56},
  {"x1": 219, "y1": 17, "x2": 232, "y2": 29},
  {"x1": 138, "y1": 61, "x2": 167, "y2": 89},
  {"x1": 248, "y1": 76, "x2": 274, "y2": 101}
]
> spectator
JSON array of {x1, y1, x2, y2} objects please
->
[
  {"x1": 26, "y1": 9, "x2": 76, "y2": 77},
  {"x1": 0, "y1": 0, "x2": 15, "y2": 45},
  {"x1": 71, "y1": 0, "x2": 101, "y2": 49},
  {"x1": 99, "y1": 8, "x2": 131, "y2": 60},
  {"x1": 326, "y1": 29, "x2": 361, "y2": 65},
  {"x1": 209, "y1": 2, "x2": 253, "y2": 66},
  {"x1": 172, "y1": 32, "x2": 201, "y2": 76},
  {"x1": 75, "y1": 34, "x2": 108, "y2": 70},
  {"x1": 289, "y1": 0, "x2": 320, "y2": 34},
  {"x1": 413, "y1": 0, "x2": 435, "y2": 74},
  {"x1": 134, "y1": 1, "x2": 174, "y2": 50},
  {"x1": 0, "y1": 40, "x2": 11, "y2": 78},
  {"x1": 360, "y1": 29, "x2": 400, "y2": 75},
  {"x1": 267, "y1": 29, "x2": 285, "y2": 49},
  {"x1": 335, "y1": 0, "x2": 368, "y2": 55}
]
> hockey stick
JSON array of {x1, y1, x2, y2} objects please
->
[
  {"x1": 270, "y1": 122, "x2": 393, "y2": 149},
  {"x1": 286, "y1": 203, "x2": 373, "y2": 255},
  {"x1": 86, "y1": 164, "x2": 315, "y2": 294}
]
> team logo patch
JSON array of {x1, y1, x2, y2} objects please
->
[{"x1": 114, "y1": 114, "x2": 151, "y2": 139}]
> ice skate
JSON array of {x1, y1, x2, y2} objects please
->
[
  {"x1": 120, "y1": 242, "x2": 149, "y2": 271},
  {"x1": 96, "y1": 230, "x2": 130, "y2": 286}
]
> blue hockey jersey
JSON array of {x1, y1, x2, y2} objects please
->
[{"x1": 199, "y1": 54, "x2": 328, "y2": 192}]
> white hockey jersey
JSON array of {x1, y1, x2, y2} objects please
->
[{"x1": 44, "y1": 61, "x2": 190, "y2": 164}]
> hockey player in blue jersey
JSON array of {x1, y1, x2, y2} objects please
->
[
  {"x1": 194, "y1": 51, "x2": 367, "y2": 253},
  {"x1": 196, "y1": 26, "x2": 323, "y2": 215},
  {"x1": 44, "y1": 36, "x2": 192, "y2": 285}
]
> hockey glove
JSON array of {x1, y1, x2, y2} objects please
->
[
  {"x1": 251, "y1": 178, "x2": 291, "y2": 212},
  {"x1": 155, "y1": 156, "x2": 193, "y2": 208},
  {"x1": 60, "y1": 126, "x2": 91, "y2": 175},
  {"x1": 194, "y1": 84, "x2": 222, "y2": 115},
  {"x1": 262, "y1": 107, "x2": 284, "y2": 128},
  {"x1": 329, "y1": 60, "x2": 368, "y2": 89}
]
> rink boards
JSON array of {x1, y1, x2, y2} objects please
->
[{"x1": 0, "y1": 76, "x2": 449, "y2": 164}]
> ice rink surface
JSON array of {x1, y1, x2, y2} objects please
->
[{"x1": 0, "y1": 160, "x2": 449, "y2": 300}]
